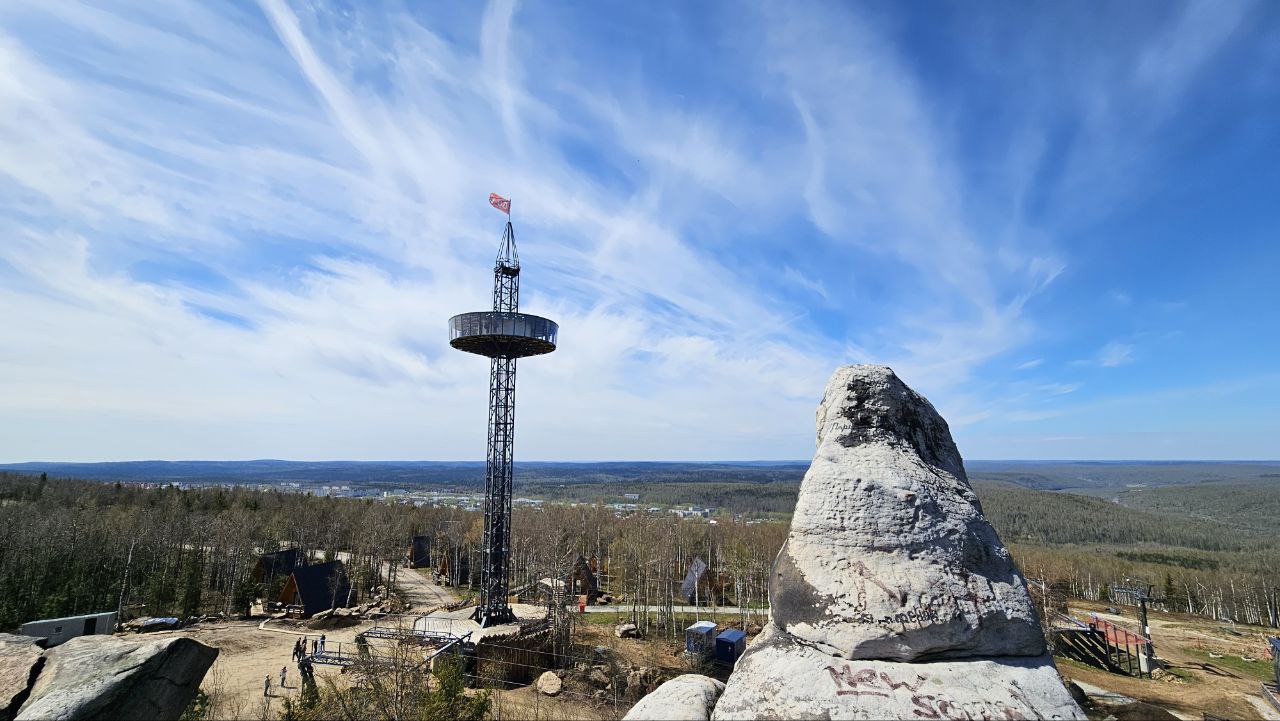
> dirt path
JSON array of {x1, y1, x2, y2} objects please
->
[
  {"x1": 397, "y1": 567, "x2": 459, "y2": 612},
  {"x1": 150, "y1": 618, "x2": 374, "y2": 720},
  {"x1": 124, "y1": 571, "x2": 451, "y2": 719}
]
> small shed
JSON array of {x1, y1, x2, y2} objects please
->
[
  {"x1": 715, "y1": 629, "x2": 747, "y2": 663},
  {"x1": 20, "y1": 611, "x2": 116, "y2": 647},
  {"x1": 279, "y1": 560, "x2": 351, "y2": 617},
  {"x1": 685, "y1": 621, "x2": 717, "y2": 658}
]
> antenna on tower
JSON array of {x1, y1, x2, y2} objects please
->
[{"x1": 496, "y1": 221, "x2": 519, "y2": 273}]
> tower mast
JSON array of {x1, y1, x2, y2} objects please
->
[{"x1": 449, "y1": 212, "x2": 557, "y2": 627}]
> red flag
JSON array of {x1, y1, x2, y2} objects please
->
[{"x1": 489, "y1": 193, "x2": 511, "y2": 215}]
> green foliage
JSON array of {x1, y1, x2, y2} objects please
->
[
  {"x1": 1186, "y1": 649, "x2": 1274, "y2": 682},
  {"x1": 1117, "y1": 480, "x2": 1280, "y2": 535},
  {"x1": 522, "y1": 480, "x2": 800, "y2": 516},
  {"x1": 279, "y1": 655, "x2": 489, "y2": 721},
  {"x1": 179, "y1": 689, "x2": 210, "y2": 721},
  {"x1": 1115, "y1": 550, "x2": 1218, "y2": 570},
  {"x1": 424, "y1": 657, "x2": 490, "y2": 721},
  {"x1": 0, "y1": 472, "x2": 420, "y2": 630},
  {"x1": 972, "y1": 480, "x2": 1273, "y2": 552},
  {"x1": 180, "y1": 555, "x2": 204, "y2": 618}
]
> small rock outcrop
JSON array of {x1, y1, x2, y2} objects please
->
[
  {"x1": 536, "y1": 670, "x2": 562, "y2": 696},
  {"x1": 710, "y1": 365, "x2": 1084, "y2": 719},
  {"x1": 623, "y1": 674, "x2": 724, "y2": 721},
  {"x1": 13, "y1": 634, "x2": 217, "y2": 721}
]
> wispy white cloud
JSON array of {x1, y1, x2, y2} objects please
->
[
  {"x1": 1098, "y1": 342, "x2": 1136, "y2": 368},
  {"x1": 0, "y1": 0, "x2": 1271, "y2": 461}
]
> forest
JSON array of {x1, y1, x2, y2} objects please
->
[
  {"x1": 0, "y1": 473, "x2": 786, "y2": 638},
  {"x1": 1, "y1": 469, "x2": 1276, "y2": 636}
]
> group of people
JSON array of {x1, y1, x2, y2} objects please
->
[
  {"x1": 263, "y1": 666, "x2": 288, "y2": 697},
  {"x1": 291, "y1": 634, "x2": 326, "y2": 660},
  {"x1": 267, "y1": 634, "x2": 325, "y2": 698}
]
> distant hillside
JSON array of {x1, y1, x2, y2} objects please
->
[
  {"x1": 7, "y1": 459, "x2": 1276, "y2": 493},
  {"x1": 1115, "y1": 479, "x2": 1280, "y2": 535},
  {"x1": 0, "y1": 460, "x2": 487, "y2": 486},
  {"x1": 0, "y1": 459, "x2": 810, "y2": 488},
  {"x1": 967, "y1": 460, "x2": 1280, "y2": 494},
  {"x1": 971, "y1": 479, "x2": 1273, "y2": 553}
]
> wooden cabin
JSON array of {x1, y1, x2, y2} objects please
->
[
  {"x1": 252, "y1": 547, "x2": 305, "y2": 584},
  {"x1": 278, "y1": 560, "x2": 351, "y2": 617}
]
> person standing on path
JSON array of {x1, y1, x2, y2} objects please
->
[
  {"x1": 264, "y1": 674, "x2": 271, "y2": 697},
  {"x1": 279, "y1": 666, "x2": 287, "y2": 689},
  {"x1": 318, "y1": 634, "x2": 326, "y2": 654}
]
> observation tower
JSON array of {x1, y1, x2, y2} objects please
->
[{"x1": 448, "y1": 199, "x2": 557, "y2": 627}]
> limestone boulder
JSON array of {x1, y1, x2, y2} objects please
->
[
  {"x1": 16, "y1": 635, "x2": 217, "y2": 721},
  {"x1": 624, "y1": 674, "x2": 724, "y2": 721},
  {"x1": 0, "y1": 634, "x2": 46, "y2": 721},
  {"x1": 536, "y1": 671, "x2": 562, "y2": 696},
  {"x1": 631, "y1": 365, "x2": 1084, "y2": 719},
  {"x1": 712, "y1": 624, "x2": 1080, "y2": 720},
  {"x1": 615, "y1": 623, "x2": 639, "y2": 639},
  {"x1": 771, "y1": 364, "x2": 1044, "y2": 661}
]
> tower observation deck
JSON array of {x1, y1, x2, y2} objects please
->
[{"x1": 448, "y1": 217, "x2": 557, "y2": 627}]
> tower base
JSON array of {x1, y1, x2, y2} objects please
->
[{"x1": 471, "y1": 605, "x2": 517, "y2": 628}]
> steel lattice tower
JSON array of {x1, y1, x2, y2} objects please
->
[{"x1": 448, "y1": 220, "x2": 557, "y2": 627}]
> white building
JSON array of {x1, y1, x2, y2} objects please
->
[{"x1": 20, "y1": 611, "x2": 116, "y2": 646}]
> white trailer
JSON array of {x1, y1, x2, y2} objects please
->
[{"x1": 19, "y1": 611, "x2": 116, "y2": 646}]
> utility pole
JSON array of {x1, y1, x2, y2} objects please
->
[{"x1": 1124, "y1": 577, "x2": 1157, "y2": 670}]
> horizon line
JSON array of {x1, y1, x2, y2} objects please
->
[{"x1": 3, "y1": 458, "x2": 1279, "y2": 466}]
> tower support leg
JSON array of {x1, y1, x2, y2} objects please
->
[{"x1": 474, "y1": 356, "x2": 517, "y2": 627}]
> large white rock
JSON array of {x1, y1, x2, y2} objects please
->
[
  {"x1": 536, "y1": 670, "x2": 562, "y2": 696},
  {"x1": 16, "y1": 635, "x2": 217, "y2": 720},
  {"x1": 631, "y1": 365, "x2": 1084, "y2": 720},
  {"x1": 712, "y1": 625, "x2": 1082, "y2": 720},
  {"x1": 0, "y1": 634, "x2": 45, "y2": 720},
  {"x1": 624, "y1": 674, "x2": 724, "y2": 721},
  {"x1": 771, "y1": 365, "x2": 1045, "y2": 661}
]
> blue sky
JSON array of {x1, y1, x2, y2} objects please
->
[{"x1": 1, "y1": 0, "x2": 1277, "y2": 462}]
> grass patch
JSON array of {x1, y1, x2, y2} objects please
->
[
  {"x1": 1187, "y1": 649, "x2": 1273, "y2": 682},
  {"x1": 1053, "y1": 656, "x2": 1101, "y2": 674}
]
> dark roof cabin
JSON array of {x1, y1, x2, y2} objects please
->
[
  {"x1": 679, "y1": 557, "x2": 731, "y2": 605},
  {"x1": 278, "y1": 560, "x2": 351, "y2": 616},
  {"x1": 407, "y1": 535, "x2": 431, "y2": 569},
  {"x1": 566, "y1": 554, "x2": 598, "y2": 603},
  {"x1": 253, "y1": 548, "x2": 305, "y2": 584}
]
